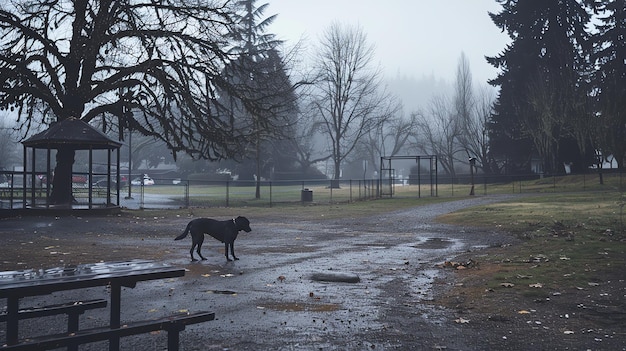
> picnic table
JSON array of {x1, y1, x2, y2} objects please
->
[{"x1": 0, "y1": 259, "x2": 213, "y2": 351}]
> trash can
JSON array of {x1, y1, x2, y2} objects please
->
[{"x1": 301, "y1": 189, "x2": 313, "y2": 202}]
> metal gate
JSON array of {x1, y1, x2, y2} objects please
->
[{"x1": 379, "y1": 155, "x2": 438, "y2": 197}]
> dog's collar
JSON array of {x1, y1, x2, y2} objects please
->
[{"x1": 232, "y1": 218, "x2": 236, "y2": 225}]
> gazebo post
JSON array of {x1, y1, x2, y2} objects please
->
[
  {"x1": 22, "y1": 145, "x2": 26, "y2": 207},
  {"x1": 106, "y1": 148, "x2": 112, "y2": 206},
  {"x1": 116, "y1": 147, "x2": 121, "y2": 206},
  {"x1": 30, "y1": 146, "x2": 36, "y2": 208},
  {"x1": 46, "y1": 147, "x2": 52, "y2": 208},
  {"x1": 89, "y1": 147, "x2": 93, "y2": 209}
]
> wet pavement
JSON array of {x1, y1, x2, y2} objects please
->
[{"x1": 4, "y1": 196, "x2": 520, "y2": 350}]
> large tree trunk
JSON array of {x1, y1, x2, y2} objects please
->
[
  {"x1": 331, "y1": 158, "x2": 341, "y2": 188},
  {"x1": 50, "y1": 147, "x2": 76, "y2": 206}
]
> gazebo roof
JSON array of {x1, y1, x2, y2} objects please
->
[{"x1": 22, "y1": 117, "x2": 121, "y2": 150}]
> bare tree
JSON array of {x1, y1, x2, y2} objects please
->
[
  {"x1": 454, "y1": 53, "x2": 475, "y2": 135},
  {"x1": 454, "y1": 53, "x2": 496, "y2": 174},
  {"x1": 359, "y1": 106, "x2": 414, "y2": 176},
  {"x1": 0, "y1": 0, "x2": 270, "y2": 205},
  {"x1": 413, "y1": 94, "x2": 463, "y2": 177},
  {"x1": 286, "y1": 111, "x2": 331, "y2": 175},
  {"x1": 310, "y1": 22, "x2": 391, "y2": 182},
  {"x1": 469, "y1": 85, "x2": 497, "y2": 173}
]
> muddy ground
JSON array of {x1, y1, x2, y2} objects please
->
[{"x1": 1, "y1": 195, "x2": 624, "y2": 350}]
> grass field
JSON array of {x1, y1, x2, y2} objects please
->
[
  {"x1": 437, "y1": 188, "x2": 625, "y2": 304},
  {"x1": 134, "y1": 172, "x2": 623, "y2": 206}
]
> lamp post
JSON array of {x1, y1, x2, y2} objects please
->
[{"x1": 469, "y1": 157, "x2": 476, "y2": 196}]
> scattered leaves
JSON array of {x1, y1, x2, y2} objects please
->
[
  {"x1": 436, "y1": 259, "x2": 478, "y2": 270},
  {"x1": 454, "y1": 317, "x2": 470, "y2": 324}
]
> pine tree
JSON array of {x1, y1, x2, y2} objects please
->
[
  {"x1": 592, "y1": 0, "x2": 626, "y2": 168},
  {"x1": 487, "y1": 0, "x2": 593, "y2": 174},
  {"x1": 223, "y1": 1, "x2": 298, "y2": 196}
]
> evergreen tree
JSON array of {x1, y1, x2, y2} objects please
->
[
  {"x1": 222, "y1": 0, "x2": 298, "y2": 195},
  {"x1": 591, "y1": 0, "x2": 626, "y2": 168},
  {"x1": 487, "y1": 0, "x2": 593, "y2": 174}
]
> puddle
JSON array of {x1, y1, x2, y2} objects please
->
[
  {"x1": 413, "y1": 237, "x2": 453, "y2": 249},
  {"x1": 257, "y1": 245, "x2": 319, "y2": 254},
  {"x1": 180, "y1": 263, "x2": 223, "y2": 276},
  {"x1": 257, "y1": 302, "x2": 342, "y2": 312},
  {"x1": 205, "y1": 290, "x2": 237, "y2": 295}
]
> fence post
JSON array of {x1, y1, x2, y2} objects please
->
[
  {"x1": 226, "y1": 180, "x2": 229, "y2": 207},
  {"x1": 185, "y1": 181, "x2": 189, "y2": 208},
  {"x1": 329, "y1": 179, "x2": 333, "y2": 203},
  {"x1": 451, "y1": 177, "x2": 454, "y2": 197},
  {"x1": 349, "y1": 180, "x2": 352, "y2": 202},
  {"x1": 140, "y1": 183, "x2": 145, "y2": 209},
  {"x1": 483, "y1": 176, "x2": 487, "y2": 195},
  {"x1": 269, "y1": 181, "x2": 273, "y2": 208}
]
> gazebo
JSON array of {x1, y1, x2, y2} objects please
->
[{"x1": 21, "y1": 117, "x2": 122, "y2": 211}]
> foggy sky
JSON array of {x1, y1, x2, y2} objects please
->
[{"x1": 267, "y1": 0, "x2": 510, "y2": 85}]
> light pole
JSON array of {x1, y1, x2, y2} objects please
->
[{"x1": 125, "y1": 128, "x2": 132, "y2": 199}]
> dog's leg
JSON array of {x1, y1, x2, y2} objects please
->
[
  {"x1": 190, "y1": 243, "x2": 198, "y2": 262},
  {"x1": 230, "y1": 242, "x2": 239, "y2": 261},
  {"x1": 190, "y1": 233, "x2": 207, "y2": 261},
  {"x1": 197, "y1": 238, "x2": 207, "y2": 261},
  {"x1": 224, "y1": 243, "x2": 232, "y2": 261}
]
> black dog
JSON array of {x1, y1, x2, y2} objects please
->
[{"x1": 175, "y1": 216, "x2": 251, "y2": 262}]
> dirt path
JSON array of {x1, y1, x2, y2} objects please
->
[{"x1": 1, "y1": 195, "x2": 623, "y2": 350}]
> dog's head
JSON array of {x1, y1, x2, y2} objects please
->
[{"x1": 234, "y1": 216, "x2": 252, "y2": 232}]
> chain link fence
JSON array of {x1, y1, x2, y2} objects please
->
[{"x1": 2, "y1": 170, "x2": 624, "y2": 210}]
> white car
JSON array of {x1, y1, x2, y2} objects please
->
[{"x1": 131, "y1": 176, "x2": 155, "y2": 186}]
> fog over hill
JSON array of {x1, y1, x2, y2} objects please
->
[{"x1": 385, "y1": 73, "x2": 452, "y2": 113}]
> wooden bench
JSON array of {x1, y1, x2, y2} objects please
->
[
  {"x1": 1, "y1": 260, "x2": 189, "y2": 351},
  {"x1": 0, "y1": 299, "x2": 108, "y2": 326},
  {"x1": 1, "y1": 311, "x2": 215, "y2": 351},
  {"x1": 0, "y1": 299, "x2": 108, "y2": 351}
]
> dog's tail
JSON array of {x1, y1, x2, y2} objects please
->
[{"x1": 174, "y1": 222, "x2": 192, "y2": 241}]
